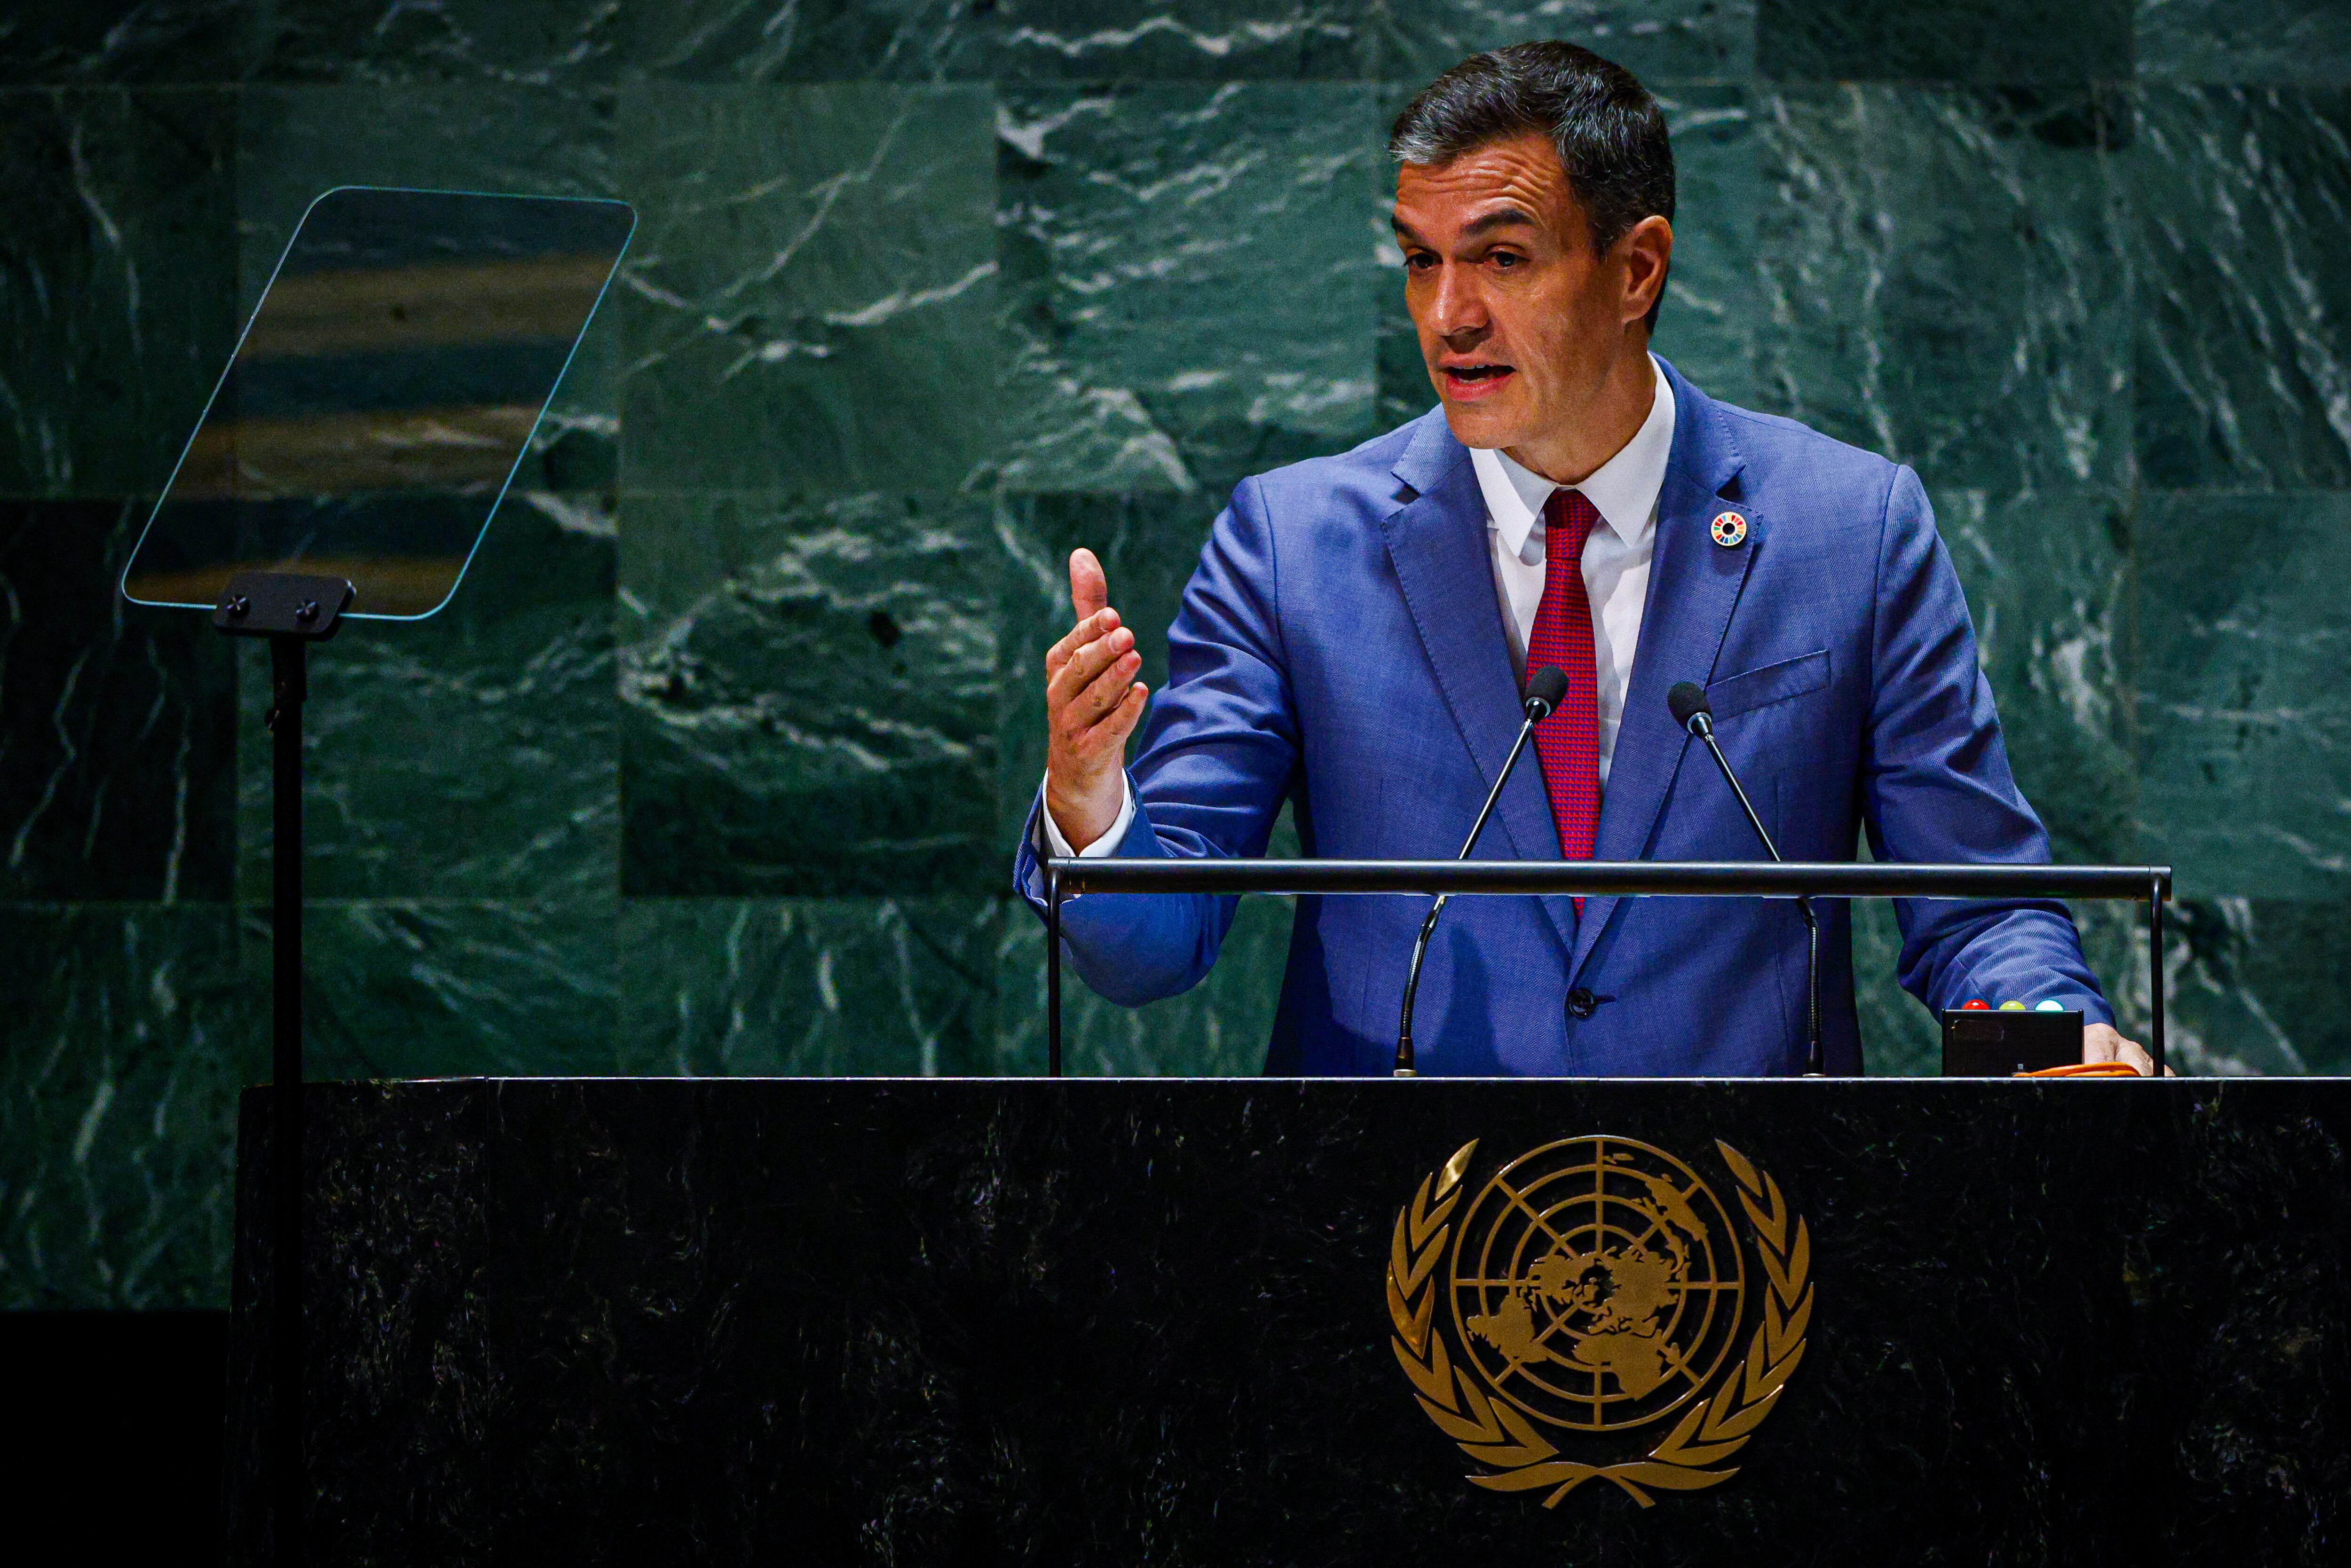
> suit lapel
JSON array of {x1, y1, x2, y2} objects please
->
[
  {"x1": 1381, "y1": 414, "x2": 1578, "y2": 960},
  {"x1": 1572, "y1": 363, "x2": 1759, "y2": 981}
]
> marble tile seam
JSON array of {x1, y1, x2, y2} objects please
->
[
  {"x1": 67, "y1": 82, "x2": 2312, "y2": 150},
  {"x1": 2131, "y1": 485, "x2": 2351, "y2": 498},
  {"x1": 585, "y1": 486, "x2": 2351, "y2": 505},
  {"x1": 127, "y1": 895, "x2": 1039, "y2": 913},
  {"x1": 0, "y1": 898, "x2": 243, "y2": 912},
  {"x1": 223, "y1": 896, "x2": 624, "y2": 906},
  {"x1": 600, "y1": 487, "x2": 1010, "y2": 500},
  {"x1": 46, "y1": 486, "x2": 2351, "y2": 516},
  {"x1": 0, "y1": 39, "x2": 2341, "y2": 93},
  {"x1": 0, "y1": 75, "x2": 1846, "y2": 99},
  {"x1": 1749, "y1": 74, "x2": 2188, "y2": 85},
  {"x1": 582, "y1": 487, "x2": 2351, "y2": 522},
  {"x1": 0, "y1": 72, "x2": 1775, "y2": 89}
]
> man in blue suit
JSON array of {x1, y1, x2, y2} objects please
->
[{"x1": 1014, "y1": 41, "x2": 2153, "y2": 1078}]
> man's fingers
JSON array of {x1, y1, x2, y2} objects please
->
[
  {"x1": 1069, "y1": 548, "x2": 1110, "y2": 622},
  {"x1": 1048, "y1": 606, "x2": 1120, "y2": 667},
  {"x1": 1048, "y1": 626, "x2": 1132, "y2": 707},
  {"x1": 1063, "y1": 678, "x2": 1150, "y2": 759},
  {"x1": 1061, "y1": 647, "x2": 1142, "y2": 731},
  {"x1": 1043, "y1": 605, "x2": 1122, "y2": 678},
  {"x1": 1039, "y1": 547, "x2": 1130, "y2": 848},
  {"x1": 2084, "y1": 1023, "x2": 2162, "y2": 1077},
  {"x1": 1047, "y1": 622, "x2": 1136, "y2": 707},
  {"x1": 1101, "y1": 678, "x2": 1149, "y2": 741}
]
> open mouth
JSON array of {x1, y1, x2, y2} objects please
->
[{"x1": 1442, "y1": 363, "x2": 1515, "y2": 398}]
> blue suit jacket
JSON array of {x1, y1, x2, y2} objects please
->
[{"x1": 1015, "y1": 358, "x2": 2111, "y2": 1076}]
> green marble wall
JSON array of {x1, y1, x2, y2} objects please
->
[{"x1": 4, "y1": 0, "x2": 2348, "y2": 1308}]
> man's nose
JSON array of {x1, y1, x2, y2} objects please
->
[{"x1": 1429, "y1": 262, "x2": 1489, "y2": 343}]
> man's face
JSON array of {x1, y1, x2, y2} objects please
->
[{"x1": 1392, "y1": 132, "x2": 1656, "y2": 458}]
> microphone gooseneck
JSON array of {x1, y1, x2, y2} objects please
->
[
  {"x1": 1395, "y1": 666, "x2": 1569, "y2": 1076},
  {"x1": 1667, "y1": 681, "x2": 1825, "y2": 1077}
]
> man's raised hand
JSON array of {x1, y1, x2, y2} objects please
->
[{"x1": 1043, "y1": 548, "x2": 1148, "y2": 851}]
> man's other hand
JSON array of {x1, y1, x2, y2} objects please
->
[
  {"x1": 2084, "y1": 1022, "x2": 2171, "y2": 1077},
  {"x1": 1044, "y1": 548, "x2": 1148, "y2": 851}
]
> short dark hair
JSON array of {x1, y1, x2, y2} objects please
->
[{"x1": 1389, "y1": 41, "x2": 1675, "y2": 330}]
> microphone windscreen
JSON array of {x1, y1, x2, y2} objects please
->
[
  {"x1": 1524, "y1": 665, "x2": 1569, "y2": 716},
  {"x1": 1667, "y1": 680, "x2": 1712, "y2": 730}
]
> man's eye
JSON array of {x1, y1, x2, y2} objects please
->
[
  {"x1": 1404, "y1": 252, "x2": 1435, "y2": 270},
  {"x1": 1491, "y1": 251, "x2": 1523, "y2": 269}
]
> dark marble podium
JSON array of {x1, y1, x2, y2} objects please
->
[{"x1": 229, "y1": 1079, "x2": 2350, "y2": 1565}]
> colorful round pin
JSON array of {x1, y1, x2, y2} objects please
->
[
  {"x1": 1999, "y1": 1000, "x2": 2027, "y2": 1011},
  {"x1": 1962, "y1": 999, "x2": 1989, "y2": 1010},
  {"x1": 1711, "y1": 511, "x2": 1747, "y2": 547},
  {"x1": 2035, "y1": 999, "x2": 2065, "y2": 1012}
]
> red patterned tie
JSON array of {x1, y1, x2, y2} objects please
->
[{"x1": 1524, "y1": 490, "x2": 1603, "y2": 896}]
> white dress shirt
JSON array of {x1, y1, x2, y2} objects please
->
[
  {"x1": 1042, "y1": 357, "x2": 1676, "y2": 858},
  {"x1": 1469, "y1": 357, "x2": 1675, "y2": 789}
]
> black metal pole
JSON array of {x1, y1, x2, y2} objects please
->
[
  {"x1": 1394, "y1": 894, "x2": 1443, "y2": 1077},
  {"x1": 1689, "y1": 725, "x2": 1824, "y2": 1077},
  {"x1": 2149, "y1": 872, "x2": 2166, "y2": 1078},
  {"x1": 1396, "y1": 712, "x2": 1543, "y2": 1078},
  {"x1": 1053, "y1": 858, "x2": 2170, "y2": 900},
  {"x1": 1803, "y1": 906, "x2": 1822, "y2": 1077},
  {"x1": 270, "y1": 634, "x2": 305, "y2": 1568},
  {"x1": 1041, "y1": 856, "x2": 2177, "y2": 1079},
  {"x1": 1046, "y1": 863, "x2": 1063, "y2": 1079}
]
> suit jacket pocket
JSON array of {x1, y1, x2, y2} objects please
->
[{"x1": 1707, "y1": 649, "x2": 1831, "y2": 721}]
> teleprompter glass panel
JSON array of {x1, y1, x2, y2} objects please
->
[{"x1": 121, "y1": 187, "x2": 634, "y2": 620}]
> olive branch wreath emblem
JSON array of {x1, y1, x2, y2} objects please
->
[{"x1": 1386, "y1": 1138, "x2": 1812, "y2": 1509}]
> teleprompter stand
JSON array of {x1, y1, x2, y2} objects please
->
[
  {"x1": 213, "y1": 569, "x2": 355, "y2": 1568},
  {"x1": 115, "y1": 185, "x2": 636, "y2": 1566},
  {"x1": 1041, "y1": 858, "x2": 2171, "y2": 1077}
]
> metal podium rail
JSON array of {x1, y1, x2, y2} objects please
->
[{"x1": 1039, "y1": 859, "x2": 2173, "y2": 1078}]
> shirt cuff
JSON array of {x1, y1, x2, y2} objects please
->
[{"x1": 1037, "y1": 773, "x2": 1136, "y2": 859}]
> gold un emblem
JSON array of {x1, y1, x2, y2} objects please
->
[{"x1": 1387, "y1": 1136, "x2": 1812, "y2": 1508}]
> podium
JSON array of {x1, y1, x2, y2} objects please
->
[{"x1": 228, "y1": 1076, "x2": 2349, "y2": 1563}]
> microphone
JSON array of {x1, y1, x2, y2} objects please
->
[
  {"x1": 1668, "y1": 681, "x2": 1824, "y2": 1076},
  {"x1": 1523, "y1": 665, "x2": 1570, "y2": 724},
  {"x1": 1395, "y1": 665, "x2": 1570, "y2": 1076}
]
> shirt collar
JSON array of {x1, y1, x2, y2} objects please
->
[{"x1": 1468, "y1": 355, "x2": 1677, "y2": 562}]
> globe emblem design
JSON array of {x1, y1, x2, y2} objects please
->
[{"x1": 1447, "y1": 1136, "x2": 1747, "y2": 1434}]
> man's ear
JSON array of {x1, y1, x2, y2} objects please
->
[{"x1": 1618, "y1": 215, "x2": 1673, "y2": 325}]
